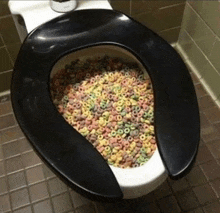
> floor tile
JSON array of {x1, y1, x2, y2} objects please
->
[
  {"x1": 200, "y1": 112, "x2": 210, "y2": 129},
  {"x1": 0, "y1": 176, "x2": 8, "y2": 195},
  {"x1": 157, "y1": 195, "x2": 181, "y2": 213},
  {"x1": 10, "y1": 188, "x2": 30, "y2": 210},
  {"x1": 22, "y1": 151, "x2": 42, "y2": 168},
  {"x1": 203, "y1": 201, "x2": 220, "y2": 213},
  {"x1": 48, "y1": 177, "x2": 67, "y2": 196},
  {"x1": 42, "y1": 164, "x2": 56, "y2": 179},
  {"x1": 33, "y1": 199, "x2": 53, "y2": 213},
  {"x1": 193, "y1": 183, "x2": 217, "y2": 205},
  {"x1": 0, "y1": 161, "x2": 5, "y2": 177},
  {"x1": 201, "y1": 125, "x2": 220, "y2": 143},
  {"x1": 26, "y1": 165, "x2": 45, "y2": 185},
  {"x1": 2, "y1": 139, "x2": 22, "y2": 158},
  {"x1": 132, "y1": 201, "x2": 160, "y2": 213},
  {"x1": 200, "y1": 160, "x2": 220, "y2": 181},
  {"x1": 7, "y1": 171, "x2": 26, "y2": 191},
  {"x1": 0, "y1": 126, "x2": 24, "y2": 145},
  {"x1": 198, "y1": 95, "x2": 217, "y2": 111},
  {"x1": 0, "y1": 102, "x2": 12, "y2": 116},
  {"x1": 186, "y1": 166, "x2": 207, "y2": 187},
  {"x1": 195, "y1": 84, "x2": 207, "y2": 98},
  {"x1": 206, "y1": 139, "x2": 220, "y2": 159},
  {"x1": 0, "y1": 194, "x2": 11, "y2": 212},
  {"x1": 52, "y1": 193, "x2": 73, "y2": 213},
  {"x1": 13, "y1": 206, "x2": 32, "y2": 213},
  {"x1": 204, "y1": 106, "x2": 220, "y2": 124},
  {"x1": 196, "y1": 145, "x2": 214, "y2": 165},
  {"x1": 153, "y1": 181, "x2": 172, "y2": 200},
  {"x1": 168, "y1": 176, "x2": 190, "y2": 192},
  {"x1": 75, "y1": 204, "x2": 96, "y2": 213},
  {"x1": 5, "y1": 155, "x2": 24, "y2": 174},
  {"x1": 0, "y1": 114, "x2": 15, "y2": 130},
  {"x1": 70, "y1": 190, "x2": 91, "y2": 209},
  {"x1": 175, "y1": 189, "x2": 199, "y2": 211},
  {"x1": 210, "y1": 179, "x2": 220, "y2": 198},
  {"x1": 29, "y1": 182, "x2": 49, "y2": 202}
]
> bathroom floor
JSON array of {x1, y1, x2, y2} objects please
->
[{"x1": 1, "y1": 70, "x2": 220, "y2": 213}]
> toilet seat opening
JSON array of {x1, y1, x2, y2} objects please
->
[{"x1": 49, "y1": 44, "x2": 158, "y2": 170}]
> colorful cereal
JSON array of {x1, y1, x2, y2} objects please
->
[{"x1": 50, "y1": 56, "x2": 156, "y2": 168}]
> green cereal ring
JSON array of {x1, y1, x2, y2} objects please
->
[
  {"x1": 135, "y1": 106, "x2": 141, "y2": 112},
  {"x1": 111, "y1": 131, "x2": 117, "y2": 137},
  {"x1": 117, "y1": 129, "x2": 124, "y2": 135},
  {"x1": 124, "y1": 128, "x2": 130, "y2": 134},
  {"x1": 140, "y1": 147, "x2": 146, "y2": 153},
  {"x1": 63, "y1": 95, "x2": 69, "y2": 101}
]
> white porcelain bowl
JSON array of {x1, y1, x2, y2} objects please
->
[{"x1": 51, "y1": 45, "x2": 168, "y2": 199}]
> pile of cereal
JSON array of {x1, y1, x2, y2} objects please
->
[{"x1": 50, "y1": 56, "x2": 156, "y2": 168}]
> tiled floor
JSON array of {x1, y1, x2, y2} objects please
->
[{"x1": 1, "y1": 71, "x2": 220, "y2": 213}]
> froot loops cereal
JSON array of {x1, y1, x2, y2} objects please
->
[{"x1": 50, "y1": 56, "x2": 156, "y2": 168}]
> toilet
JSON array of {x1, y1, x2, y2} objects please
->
[{"x1": 9, "y1": 0, "x2": 200, "y2": 201}]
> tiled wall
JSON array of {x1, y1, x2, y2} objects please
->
[
  {"x1": 0, "y1": 1, "x2": 21, "y2": 94},
  {"x1": 177, "y1": 1, "x2": 220, "y2": 106},
  {"x1": 111, "y1": 0, "x2": 186, "y2": 44},
  {"x1": 0, "y1": 0, "x2": 186, "y2": 94}
]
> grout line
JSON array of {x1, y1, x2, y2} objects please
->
[
  {"x1": 0, "y1": 90, "x2": 10, "y2": 98},
  {"x1": 0, "y1": 14, "x2": 12, "y2": 20},
  {"x1": 159, "y1": 2, "x2": 186, "y2": 10},
  {"x1": 158, "y1": 26, "x2": 181, "y2": 34}
]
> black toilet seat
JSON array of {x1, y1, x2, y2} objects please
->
[{"x1": 11, "y1": 9, "x2": 200, "y2": 201}]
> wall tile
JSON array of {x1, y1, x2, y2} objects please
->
[
  {"x1": 182, "y1": 4, "x2": 216, "y2": 57},
  {"x1": 131, "y1": 0, "x2": 185, "y2": 16},
  {"x1": 132, "y1": 3, "x2": 185, "y2": 33},
  {"x1": 178, "y1": 31, "x2": 209, "y2": 78},
  {"x1": 201, "y1": 61, "x2": 220, "y2": 99},
  {"x1": 0, "y1": 47, "x2": 13, "y2": 73},
  {"x1": 209, "y1": 37, "x2": 220, "y2": 74},
  {"x1": 189, "y1": 1, "x2": 220, "y2": 37},
  {"x1": 0, "y1": 71, "x2": 12, "y2": 93},
  {"x1": 158, "y1": 27, "x2": 180, "y2": 44},
  {"x1": 0, "y1": 1, "x2": 10, "y2": 17},
  {"x1": 0, "y1": 35, "x2": 4, "y2": 47},
  {"x1": 6, "y1": 42, "x2": 21, "y2": 64},
  {"x1": 111, "y1": 0, "x2": 130, "y2": 16},
  {"x1": 0, "y1": 16, "x2": 20, "y2": 45}
]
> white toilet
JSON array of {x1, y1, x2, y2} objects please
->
[{"x1": 9, "y1": 0, "x2": 200, "y2": 201}]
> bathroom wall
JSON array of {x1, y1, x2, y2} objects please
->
[
  {"x1": 111, "y1": 0, "x2": 186, "y2": 44},
  {"x1": 0, "y1": 0, "x2": 21, "y2": 94},
  {"x1": 177, "y1": 1, "x2": 220, "y2": 106}
]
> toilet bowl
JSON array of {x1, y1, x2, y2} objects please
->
[{"x1": 9, "y1": 1, "x2": 200, "y2": 201}]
